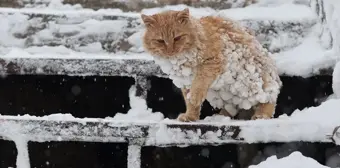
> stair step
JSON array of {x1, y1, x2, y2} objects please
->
[
  {"x1": 0, "y1": 4, "x2": 333, "y2": 77},
  {"x1": 0, "y1": 5, "x2": 316, "y2": 54},
  {"x1": 0, "y1": 50, "x2": 334, "y2": 78},
  {"x1": 1, "y1": 0, "x2": 255, "y2": 11}
]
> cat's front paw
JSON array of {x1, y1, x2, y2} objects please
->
[
  {"x1": 251, "y1": 114, "x2": 272, "y2": 120},
  {"x1": 177, "y1": 113, "x2": 199, "y2": 122}
]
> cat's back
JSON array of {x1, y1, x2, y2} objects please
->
[{"x1": 199, "y1": 16, "x2": 254, "y2": 42}]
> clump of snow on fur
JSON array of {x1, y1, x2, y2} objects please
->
[
  {"x1": 111, "y1": 85, "x2": 164, "y2": 122},
  {"x1": 249, "y1": 151, "x2": 329, "y2": 168},
  {"x1": 333, "y1": 61, "x2": 340, "y2": 98}
]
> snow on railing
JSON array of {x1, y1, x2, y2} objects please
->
[{"x1": 1, "y1": 85, "x2": 340, "y2": 168}]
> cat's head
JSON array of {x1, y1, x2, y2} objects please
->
[{"x1": 141, "y1": 8, "x2": 197, "y2": 58}]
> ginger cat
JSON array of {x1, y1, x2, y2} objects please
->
[{"x1": 141, "y1": 8, "x2": 282, "y2": 122}]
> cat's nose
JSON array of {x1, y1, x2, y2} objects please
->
[{"x1": 167, "y1": 46, "x2": 174, "y2": 54}]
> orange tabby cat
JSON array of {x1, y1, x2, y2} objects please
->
[{"x1": 141, "y1": 8, "x2": 282, "y2": 122}]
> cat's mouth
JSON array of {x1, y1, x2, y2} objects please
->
[{"x1": 159, "y1": 52, "x2": 180, "y2": 58}]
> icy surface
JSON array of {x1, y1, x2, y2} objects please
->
[{"x1": 249, "y1": 151, "x2": 329, "y2": 168}]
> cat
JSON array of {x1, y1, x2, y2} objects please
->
[{"x1": 141, "y1": 8, "x2": 282, "y2": 122}]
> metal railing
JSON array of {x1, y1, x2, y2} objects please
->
[{"x1": 1, "y1": 115, "x2": 339, "y2": 168}]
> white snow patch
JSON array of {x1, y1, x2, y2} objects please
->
[
  {"x1": 0, "y1": 2, "x2": 330, "y2": 78},
  {"x1": 0, "y1": 13, "x2": 29, "y2": 47},
  {"x1": 319, "y1": 0, "x2": 340, "y2": 59},
  {"x1": 141, "y1": 4, "x2": 216, "y2": 18},
  {"x1": 332, "y1": 61, "x2": 340, "y2": 98},
  {"x1": 288, "y1": 99, "x2": 340, "y2": 123},
  {"x1": 250, "y1": 0, "x2": 310, "y2": 7},
  {"x1": 272, "y1": 32, "x2": 336, "y2": 77},
  {"x1": 13, "y1": 138, "x2": 30, "y2": 168},
  {"x1": 218, "y1": 3, "x2": 315, "y2": 22},
  {"x1": 0, "y1": 47, "x2": 154, "y2": 60},
  {"x1": 110, "y1": 85, "x2": 164, "y2": 122},
  {"x1": 201, "y1": 114, "x2": 231, "y2": 123},
  {"x1": 249, "y1": 151, "x2": 329, "y2": 168},
  {"x1": 0, "y1": 7, "x2": 135, "y2": 18},
  {"x1": 127, "y1": 145, "x2": 141, "y2": 168}
]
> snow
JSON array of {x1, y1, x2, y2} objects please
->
[
  {"x1": 273, "y1": 32, "x2": 336, "y2": 77},
  {"x1": 13, "y1": 138, "x2": 30, "y2": 168},
  {"x1": 217, "y1": 3, "x2": 315, "y2": 22},
  {"x1": 0, "y1": 47, "x2": 153, "y2": 60},
  {"x1": 249, "y1": 151, "x2": 329, "y2": 168},
  {"x1": 109, "y1": 85, "x2": 164, "y2": 122},
  {"x1": 1, "y1": 2, "x2": 332, "y2": 77},
  {"x1": 318, "y1": 0, "x2": 340, "y2": 58},
  {"x1": 333, "y1": 61, "x2": 340, "y2": 98},
  {"x1": 127, "y1": 145, "x2": 141, "y2": 168}
]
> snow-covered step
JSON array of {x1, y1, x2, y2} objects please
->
[
  {"x1": 0, "y1": 51, "x2": 334, "y2": 78},
  {"x1": 1, "y1": 0, "x2": 256, "y2": 11},
  {"x1": 0, "y1": 4, "x2": 317, "y2": 53},
  {"x1": 0, "y1": 112, "x2": 339, "y2": 146},
  {"x1": 1, "y1": 4, "x2": 335, "y2": 77},
  {"x1": 0, "y1": 52, "x2": 165, "y2": 77}
]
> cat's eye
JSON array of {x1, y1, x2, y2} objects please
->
[
  {"x1": 156, "y1": 39, "x2": 165, "y2": 43},
  {"x1": 174, "y1": 36, "x2": 182, "y2": 41}
]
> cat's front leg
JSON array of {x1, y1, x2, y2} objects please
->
[
  {"x1": 177, "y1": 64, "x2": 221, "y2": 122},
  {"x1": 251, "y1": 102, "x2": 276, "y2": 120}
]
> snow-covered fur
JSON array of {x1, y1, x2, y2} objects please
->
[
  {"x1": 142, "y1": 8, "x2": 282, "y2": 121},
  {"x1": 154, "y1": 33, "x2": 282, "y2": 116}
]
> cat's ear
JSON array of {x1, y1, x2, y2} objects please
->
[
  {"x1": 141, "y1": 14, "x2": 156, "y2": 28},
  {"x1": 177, "y1": 8, "x2": 190, "y2": 24}
]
